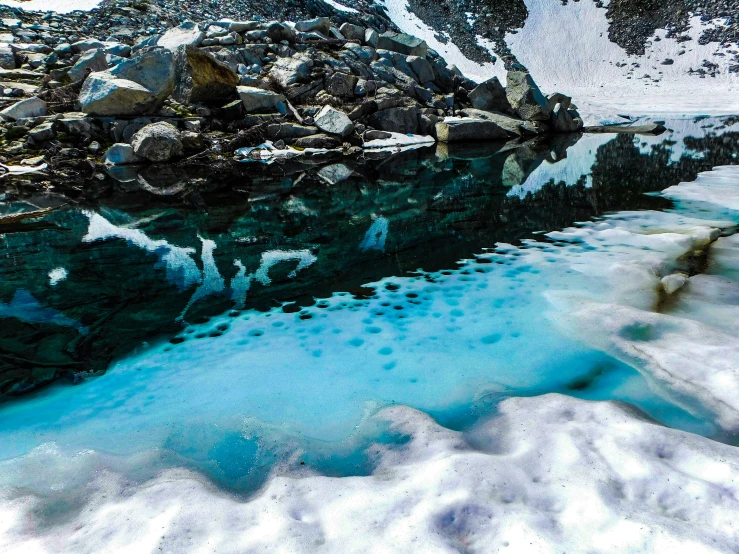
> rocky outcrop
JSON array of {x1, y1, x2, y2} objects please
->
[{"x1": 172, "y1": 45, "x2": 238, "y2": 105}]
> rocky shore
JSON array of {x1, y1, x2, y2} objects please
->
[{"x1": 0, "y1": 0, "x2": 589, "y2": 185}]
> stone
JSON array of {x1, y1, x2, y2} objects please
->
[
  {"x1": 377, "y1": 32, "x2": 428, "y2": 57},
  {"x1": 157, "y1": 21, "x2": 204, "y2": 51},
  {"x1": 368, "y1": 106, "x2": 420, "y2": 134},
  {"x1": 469, "y1": 76, "x2": 513, "y2": 113},
  {"x1": 102, "y1": 143, "x2": 142, "y2": 165},
  {"x1": 551, "y1": 103, "x2": 583, "y2": 133},
  {"x1": 407, "y1": 56, "x2": 434, "y2": 84},
  {"x1": 67, "y1": 48, "x2": 108, "y2": 82},
  {"x1": 547, "y1": 92, "x2": 571, "y2": 111},
  {"x1": 344, "y1": 43, "x2": 376, "y2": 64},
  {"x1": 269, "y1": 55, "x2": 313, "y2": 88},
  {"x1": 314, "y1": 105, "x2": 354, "y2": 137},
  {"x1": 506, "y1": 70, "x2": 551, "y2": 122},
  {"x1": 0, "y1": 96, "x2": 46, "y2": 121},
  {"x1": 267, "y1": 22, "x2": 296, "y2": 44},
  {"x1": 237, "y1": 86, "x2": 286, "y2": 113},
  {"x1": 28, "y1": 121, "x2": 54, "y2": 142},
  {"x1": 365, "y1": 28, "x2": 379, "y2": 48},
  {"x1": 326, "y1": 72, "x2": 358, "y2": 98},
  {"x1": 339, "y1": 23, "x2": 365, "y2": 42},
  {"x1": 79, "y1": 49, "x2": 175, "y2": 116},
  {"x1": 172, "y1": 45, "x2": 238, "y2": 105},
  {"x1": 318, "y1": 163, "x2": 354, "y2": 185},
  {"x1": 459, "y1": 108, "x2": 528, "y2": 137},
  {"x1": 228, "y1": 21, "x2": 262, "y2": 33},
  {"x1": 266, "y1": 123, "x2": 319, "y2": 140},
  {"x1": 295, "y1": 17, "x2": 330, "y2": 35},
  {"x1": 294, "y1": 133, "x2": 342, "y2": 149},
  {"x1": 131, "y1": 122, "x2": 183, "y2": 162},
  {"x1": 181, "y1": 131, "x2": 203, "y2": 151},
  {"x1": 0, "y1": 43, "x2": 14, "y2": 70},
  {"x1": 435, "y1": 118, "x2": 509, "y2": 142}
]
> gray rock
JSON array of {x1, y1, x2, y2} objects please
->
[
  {"x1": 459, "y1": 108, "x2": 529, "y2": 137},
  {"x1": 28, "y1": 121, "x2": 54, "y2": 142},
  {"x1": 267, "y1": 22, "x2": 296, "y2": 44},
  {"x1": 79, "y1": 49, "x2": 175, "y2": 116},
  {"x1": 344, "y1": 43, "x2": 376, "y2": 63},
  {"x1": 181, "y1": 130, "x2": 204, "y2": 150},
  {"x1": 157, "y1": 21, "x2": 204, "y2": 51},
  {"x1": 377, "y1": 32, "x2": 428, "y2": 57},
  {"x1": 269, "y1": 55, "x2": 313, "y2": 88},
  {"x1": 0, "y1": 43, "x2": 14, "y2": 69},
  {"x1": 326, "y1": 72, "x2": 358, "y2": 98},
  {"x1": 237, "y1": 86, "x2": 286, "y2": 113},
  {"x1": 368, "y1": 106, "x2": 420, "y2": 134},
  {"x1": 131, "y1": 122, "x2": 183, "y2": 162},
  {"x1": 314, "y1": 105, "x2": 354, "y2": 137},
  {"x1": 551, "y1": 103, "x2": 583, "y2": 133},
  {"x1": 67, "y1": 48, "x2": 108, "y2": 82},
  {"x1": 469, "y1": 77, "x2": 512, "y2": 113},
  {"x1": 339, "y1": 23, "x2": 365, "y2": 42},
  {"x1": 228, "y1": 21, "x2": 262, "y2": 33},
  {"x1": 0, "y1": 96, "x2": 46, "y2": 121},
  {"x1": 363, "y1": 130, "x2": 392, "y2": 140},
  {"x1": 295, "y1": 17, "x2": 330, "y2": 35},
  {"x1": 266, "y1": 123, "x2": 319, "y2": 139},
  {"x1": 103, "y1": 143, "x2": 142, "y2": 165},
  {"x1": 294, "y1": 133, "x2": 342, "y2": 149},
  {"x1": 172, "y1": 45, "x2": 238, "y2": 105},
  {"x1": 318, "y1": 163, "x2": 354, "y2": 185},
  {"x1": 547, "y1": 92, "x2": 571, "y2": 111},
  {"x1": 365, "y1": 28, "x2": 379, "y2": 48},
  {"x1": 435, "y1": 118, "x2": 509, "y2": 142},
  {"x1": 407, "y1": 56, "x2": 434, "y2": 84},
  {"x1": 506, "y1": 71, "x2": 551, "y2": 122}
]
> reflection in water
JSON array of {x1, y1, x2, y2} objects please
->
[{"x1": 360, "y1": 217, "x2": 390, "y2": 252}]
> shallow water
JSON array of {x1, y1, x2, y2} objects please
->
[{"x1": 1, "y1": 116, "x2": 738, "y2": 499}]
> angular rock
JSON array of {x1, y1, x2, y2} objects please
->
[
  {"x1": 314, "y1": 105, "x2": 354, "y2": 137},
  {"x1": 407, "y1": 56, "x2": 434, "y2": 84},
  {"x1": 131, "y1": 122, "x2": 183, "y2": 162},
  {"x1": 551, "y1": 103, "x2": 583, "y2": 133},
  {"x1": 267, "y1": 22, "x2": 296, "y2": 44},
  {"x1": 368, "y1": 106, "x2": 420, "y2": 134},
  {"x1": 435, "y1": 118, "x2": 509, "y2": 142},
  {"x1": 506, "y1": 70, "x2": 551, "y2": 122},
  {"x1": 172, "y1": 45, "x2": 238, "y2": 105},
  {"x1": 103, "y1": 143, "x2": 142, "y2": 165},
  {"x1": 326, "y1": 72, "x2": 358, "y2": 98},
  {"x1": 266, "y1": 123, "x2": 319, "y2": 140},
  {"x1": 294, "y1": 133, "x2": 341, "y2": 149},
  {"x1": 79, "y1": 49, "x2": 175, "y2": 116},
  {"x1": 269, "y1": 55, "x2": 313, "y2": 88},
  {"x1": 0, "y1": 96, "x2": 46, "y2": 121},
  {"x1": 547, "y1": 92, "x2": 571, "y2": 111},
  {"x1": 28, "y1": 121, "x2": 55, "y2": 142},
  {"x1": 157, "y1": 21, "x2": 204, "y2": 51},
  {"x1": 67, "y1": 48, "x2": 108, "y2": 82},
  {"x1": 237, "y1": 86, "x2": 286, "y2": 113},
  {"x1": 469, "y1": 76, "x2": 512, "y2": 113},
  {"x1": 181, "y1": 131, "x2": 204, "y2": 151},
  {"x1": 459, "y1": 108, "x2": 531, "y2": 137},
  {"x1": 339, "y1": 23, "x2": 365, "y2": 42},
  {"x1": 295, "y1": 17, "x2": 330, "y2": 35},
  {"x1": 0, "y1": 43, "x2": 14, "y2": 70},
  {"x1": 365, "y1": 28, "x2": 379, "y2": 48},
  {"x1": 377, "y1": 32, "x2": 428, "y2": 57}
]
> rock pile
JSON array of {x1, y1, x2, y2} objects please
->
[{"x1": 0, "y1": 1, "x2": 584, "y2": 174}]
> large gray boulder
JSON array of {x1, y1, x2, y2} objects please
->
[
  {"x1": 368, "y1": 106, "x2": 420, "y2": 134},
  {"x1": 339, "y1": 23, "x2": 365, "y2": 42},
  {"x1": 172, "y1": 45, "x2": 238, "y2": 105},
  {"x1": 79, "y1": 49, "x2": 175, "y2": 116},
  {"x1": 0, "y1": 43, "x2": 14, "y2": 69},
  {"x1": 407, "y1": 56, "x2": 434, "y2": 84},
  {"x1": 295, "y1": 17, "x2": 330, "y2": 35},
  {"x1": 157, "y1": 21, "x2": 204, "y2": 51},
  {"x1": 460, "y1": 108, "x2": 543, "y2": 137},
  {"x1": 469, "y1": 76, "x2": 512, "y2": 113},
  {"x1": 435, "y1": 118, "x2": 509, "y2": 142},
  {"x1": 131, "y1": 122, "x2": 183, "y2": 162},
  {"x1": 0, "y1": 96, "x2": 46, "y2": 121},
  {"x1": 268, "y1": 55, "x2": 313, "y2": 88},
  {"x1": 326, "y1": 72, "x2": 358, "y2": 98},
  {"x1": 506, "y1": 70, "x2": 551, "y2": 122},
  {"x1": 67, "y1": 48, "x2": 108, "y2": 82},
  {"x1": 314, "y1": 105, "x2": 354, "y2": 137},
  {"x1": 377, "y1": 32, "x2": 428, "y2": 57},
  {"x1": 237, "y1": 86, "x2": 286, "y2": 113},
  {"x1": 551, "y1": 103, "x2": 584, "y2": 133}
]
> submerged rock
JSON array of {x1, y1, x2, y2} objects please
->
[{"x1": 102, "y1": 143, "x2": 142, "y2": 165}]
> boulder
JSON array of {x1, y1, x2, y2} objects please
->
[
  {"x1": 267, "y1": 22, "x2": 296, "y2": 44},
  {"x1": 295, "y1": 17, "x2": 330, "y2": 35},
  {"x1": 407, "y1": 56, "x2": 434, "y2": 84},
  {"x1": 318, "y1": 163, "x2": 354, "y2": 185},
  {"x1": 459, "y1": 108, "x2": 535, "y2": 137},
  {"x1": 506, "y1": 70, "x2": 551, "y2": 121},
  {"x1": 102, "y1": 143, "x2": 142, "y2": 165},
  {"x1": 365, "y1": 28, "x2": 379, "y2": 48},
  {"x1": 79, "y1": 49, "x2": 175, "y2": 116},
  {"x1": 469, "y1": 76, "x2": 512, "y2": 113},
  {"x1": 377, "y1": 32, "x2": 428, "y2": 57},
  {"x1": 314, "y1": 105, "x2": 354, "y2": 137},
  {"x1": 339, "y1": 23, "x2": 365, "y2": 42},
  {"x1": 266, "y1": 123, "x2": 319, "y2": 140},
  {"x1": 172, "y1": 45, "x2": 238, "y2": 105},
  {"x1": 67, "y1": 48, "x2": 108, "y2": 82},
  {"x1": 435, "y1": 118, "x2": 509, "y2": 142},
  {"x1": 28, "y1": 121, "x2": 55, "y2": 142},
  {"x1": 0, "y1": 96, "x2": 46, "y2": 121},
  {"x1": 551, "y1": 103, "x2": 583, "y2": 133},
  {"x1": 368, "y1": 106, "x2": 420, "y2": 134},
  {"x1": 269, "y1": 55, "x2": 313, "y2": 88},
  {"x1": 547, "y1": 92, "x2": 571, "y2": 111},
  {"x1": 237, "y1": 86, "x2": 286, "y2": 113},
  {"x1": 227, "y1": 21, "x2": 262, "y2": 33},
  {"x1": 0, "y1": 43, "x2": 14, "y2": 69},
  {"x1": 294, "y1": 133, "x2": 342, "y2": 149},
  {"x1": 131, "y1": 122, "x2": 183, "y2": 162},
  {"x1": 326, "y1": 72, "x2": 358, "y2": 98},
  {"x1": 157, "y1": 21, "x2": 204, "y2": 51}
]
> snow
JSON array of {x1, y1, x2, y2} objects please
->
[
  {"x1": 322, "y1": 0, "x2": 359, "y2": 14},
  {"x1": 0, "y1": 0, "x2": 102, "y2": 13},
  {"x1": 362, "y1": 132, "x2": 435, "y2": 150}
]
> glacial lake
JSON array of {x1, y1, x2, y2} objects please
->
[{"x1": 1, "y1": 115, "x2": 738, "y2": 499}]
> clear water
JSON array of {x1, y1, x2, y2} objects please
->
[{"x1": 1, "y1": 116, "x2": 738, "y2": 496}]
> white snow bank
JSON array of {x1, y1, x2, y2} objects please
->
[
  {"x1": 3, "y1": 394, "x2": 739, "y2": 554},
  {"x1": 363, "y1": 132, "x2": 435, "y2": 150},
  {"x1": 0, "y1": 0, "x2": 102, "y2": 12}
]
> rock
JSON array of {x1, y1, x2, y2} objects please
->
[
  {"x1": 326, "y1": 72, "x2": 358, "y2": 98},
  {"x1": 506, "y1": 71, "x2": 551, "y2": 121},
  {"x1": 661, "y1": 273, "x2": 688, "y2": 295},
  {"x1": 266, "y1": 123, "x2": 319, "y2": 140},
  {"x1": 0, "y1": 43, "x2": 14, "y2": 69},
  {"x1": 172, "y1": 45, "x2": 238, "y2": 105},
  {"x1": 314, "y1": 105, "x2": 354, "y2": 137},
  {"x1": 551, "y1": 103, "x2": 583, "y2": 133},
  {"x1": 130, "y1": 122, "x2": 183, "y2": 162},
  {"x1": 79, "y1": 49, "x2": 175, "y2": 116},
  {"x1": 267, "y1": 22, "x2": 296, "y2": 44},
  {"x1": 364, "y1": 130, "x2": 392, "y2": 141},
  {"x1": 377, "y1": 32, "x2": 428, "y2": 57},
  {"x1": 67, "y1": 48, "x2": 108, "y2": 82},
  {"x1": 157, "y1": 21, "x2": 204, "y2": 51},
  {"x1": 237, "y1": 86, "x2": 286, "y2": 113},
  {"x1": 365, "y1": 28, "x2": 379, "y2": 48},
  {"x1": 339, "y1": 23, "x2": 365, "y2": 42},
  {"x1": 407, "y1": 56, "x2": 434, "y2": 84},
  {"x1": 295, "y1": 17, "x2": 330, "y2": 35},
  {"x1": 368, "y1": 106, "x2": 420, "y2": 134},
  {"x1": 181, "y1": 130, "x2": 204, "y2": 151},
  {"x1": 435, "y1": 118, "x2": 509, "y2": 142},
  {"x1": 294, "y1": 133, "x2": 341, "y2": 149},
  {"x1": 583, "y1": 123, "x2": 666, "y2": 135},
  {"x1": 227, "y1": 21, "x2": 262, "y2": 33},
  {"x1": 0, "y1": 96, "x2": 46, "y2": 121},
  {"x1": 269, "y1": 55, "x2": 313, "y2": 88},
  {"x1": 318, "y1": 163, "x2": 354, "y2": 185},
  {"x1": 547, "y1": 92, "x2": 571, "y2": 111},
  {"x1": 103, "y1": 143, "x2": 142, "y2": 165},
  {"x1": 459, "y1": 108, "x2": 530, "y2": 137},
  {"x1": 469, "y1": 77, "x2": 512, "y2": 113},
  {"x1": 28, "y1": 121, "x2": 54, "y2": 142}
]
